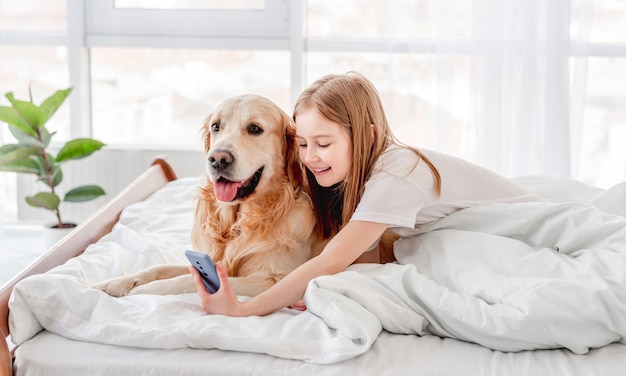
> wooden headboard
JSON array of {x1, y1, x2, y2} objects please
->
[{"x1": 0, "y1": 158, "x2": 178, "y2": 376}]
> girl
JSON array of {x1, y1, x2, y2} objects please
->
[{"x1": 189, "y1": 72, "x2": 542, "y2": 316}]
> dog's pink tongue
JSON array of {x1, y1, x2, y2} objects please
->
[{"x1": 214, "y1": 180, "x2": 242, "y2": 202}]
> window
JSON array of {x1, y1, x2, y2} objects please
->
[
  {"x1": 83, "y1": 0, "x2": 291, "y2": 148},
  {"x1": 306, "y1": 0, "x2": 473, "y2": 39},
  {"x1": 0, "y1": 0, "x2": 66, "y2": 31},
  {"x1": 86, "y1": 0, "x2": 287, "y2": 39},
  {"x1": 588, "y1": 0, "x2": 626, "y2": 43},
  {"x1": 90, "y1": 48, "x2": 290, "y2": 148},
  {"x1": 113, "y1": 0, "x2": 266, "y2": 10},
  {"x1": 2, "y1": 0, "x2": 626, "y2": 224}
]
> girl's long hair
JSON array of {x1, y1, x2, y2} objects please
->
[{"x1": 293, "y1": 72, "x2": 441, "y2": 240}]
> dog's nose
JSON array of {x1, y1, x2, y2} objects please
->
[{"x1": 208, "y1": 149, "x2": 234, "y2": 170}]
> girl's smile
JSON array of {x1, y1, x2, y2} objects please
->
[
  {"x1": 312, "y1": 166, "x2": 331, "y2": 173},
  {"x1": 295, "y1": 108, "x2": 353, "y2": 187}
]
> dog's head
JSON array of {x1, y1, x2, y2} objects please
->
[{"x1": 201, "y1": 94, "x2": 303, "y2": 204}]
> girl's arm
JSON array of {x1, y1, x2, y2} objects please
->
[{"x1": 189, "y1": 220, "x2": 389, "y2": 317}]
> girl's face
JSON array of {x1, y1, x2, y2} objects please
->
[{"x1": 295, "y1": 108, "x2": 353, "y2": 187}]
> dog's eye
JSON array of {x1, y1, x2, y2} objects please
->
[
  {"x1": 247, "y1": 124, "x2": 263, "y2": 135},
  {"x1": 211, "y1": 123, "x2": 220, "y2": 132}
]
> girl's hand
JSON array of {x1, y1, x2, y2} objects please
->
[{"x1": 188, "y1": 262, "x2": 247, "y2": 317}]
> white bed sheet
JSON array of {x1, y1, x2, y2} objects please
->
[{"x1": 10, "y1": 175, "x2": 626, "y2": 374}]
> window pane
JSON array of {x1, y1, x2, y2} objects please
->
[
  {"x1": 0, "y1": 0, "x2": 66, "y2": 31},
  {"x1": 590, "y1": 0, "x2": 626, "y2": 43},
  {"x1": 571, "y1": 0, "x2": 626, "y2": 43},
  {"x1": 114, "y1": 0, "x2": 264, "y2": 10},
  {"x1": 577, "y1": 57, "x2": 626, "y2": 188},
  {"x1": 306, "y1": 0, "x2": 473, "y2": 39},
  {"x1": 0, "y1": 46, "x2": 71, "y2": 139},
  {"x1": 305, "y1": 52, "x2": 472, "y2": 157},
  {"x1": 90, "y1": 48, "x2": 290, "y2": 147}
]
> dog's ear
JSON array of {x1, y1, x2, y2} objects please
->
[
  {"x1": 201, "y1": 115, "x2": 212, "y2": 153},
  {"x1": 283, "y1": 114, "x2": 304, "y2": 187}
]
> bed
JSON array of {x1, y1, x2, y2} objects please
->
[{"x1": 2, "y1": 158, "x2": 626, "y2": 375}]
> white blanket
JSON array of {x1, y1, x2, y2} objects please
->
[{"x1": 9, "y1": 177, "x2": 626, "y2": 364}]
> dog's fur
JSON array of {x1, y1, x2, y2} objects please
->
[{"x1": 94, "y1": 94, "x2": 319, "y2": 297}]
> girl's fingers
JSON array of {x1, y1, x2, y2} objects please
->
[
  {"x1": 214, "y1": 261, "x2": 231, "y2": 293},
  {"x1": 188, "y1": 265, "x2": 209, "y2": 297}
]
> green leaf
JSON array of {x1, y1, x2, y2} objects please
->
[
  {"x1": 0, "y1": 144, "x2": 41, "y2": 165},
  {"x1": 64, "y1": 185, "x2": 106, "y2": 202},
  {"x1": 25, "y1": 192, "x2": 60, "y2": 210},
  {"x1": 0, "y1": 158, "x2": 40, "y2": 174},
  {"x1": 42, "y1": 128, "x2": 54, "y2": 147},
  {"x1": 40, "y1": 87, "x2": 72, "y2": 123},
  {"x1": 37, "y1": 165, "x2": 63, "y2": 188},
  {"x1": 30, "y1": 155, "x2": 53, "y2": 178},
  {"x1": 0, "y1": 144, "x2": 19, "y2": 155},
  {"x1": 51, "y1": 165, "x2": 63, "y2": 186},
  {"x1": 5, "y1": 92, "x2": 47, "y2": 130},
  {"x1": 0, "y1": 105, "x2": 38, "y2": 137},
  {"x1": 55, "y1": 138, "x2": 105, "y2": 163},
  {"x1": 8, "y1": 126, "x2": 44, "y2": 147}
]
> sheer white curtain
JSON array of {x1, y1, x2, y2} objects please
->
[
  {"x1": 472, "y1": 0, "x2": 572, "y2": 178},
  {"x1": 379, "y1": 0, "x2": 592, "y2": 181}
]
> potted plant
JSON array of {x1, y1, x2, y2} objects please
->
[{"x1": 0, "y1": 86, "x2": 106, "y2": 235}]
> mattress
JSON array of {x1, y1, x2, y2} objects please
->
[
  {"x1": 9, "y1": 175, "x2": 626, "y2": 375},
  {"x1": 14, "y1": 330, "x2": 626, "y2": 376}
]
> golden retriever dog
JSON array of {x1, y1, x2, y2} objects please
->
[{"x1": 95, "y1": 94, "x2": 318, "y2": 297}]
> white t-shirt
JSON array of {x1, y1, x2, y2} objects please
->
[{"x1": 351, "y1": 145, "x2": 543, "y2": 238}]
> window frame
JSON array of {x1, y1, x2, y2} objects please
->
[
  {"x1": 86, "y1": 0, "x2": 290, "y2": 40},
  {"x1": 4, "y1": 0, "x2": 626, "y2": 142}
]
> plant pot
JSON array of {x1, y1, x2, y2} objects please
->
[{"x1": 42, "y1": 222, "x2": 78, "y2": 250}]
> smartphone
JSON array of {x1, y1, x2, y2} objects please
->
[{"x1": 185, "y1": 249, "x2": 220, "y2": 293}]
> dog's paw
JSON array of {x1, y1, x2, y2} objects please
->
[
  {"x1": 92, "y1": 277, "x2": 139, "y2": 297},
  {"x1": 127, "y1": 281, "x2": 162, "y2": 295},
  {"x1": 128, "y1": 275, "x2": 196, "y2": 296}
]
